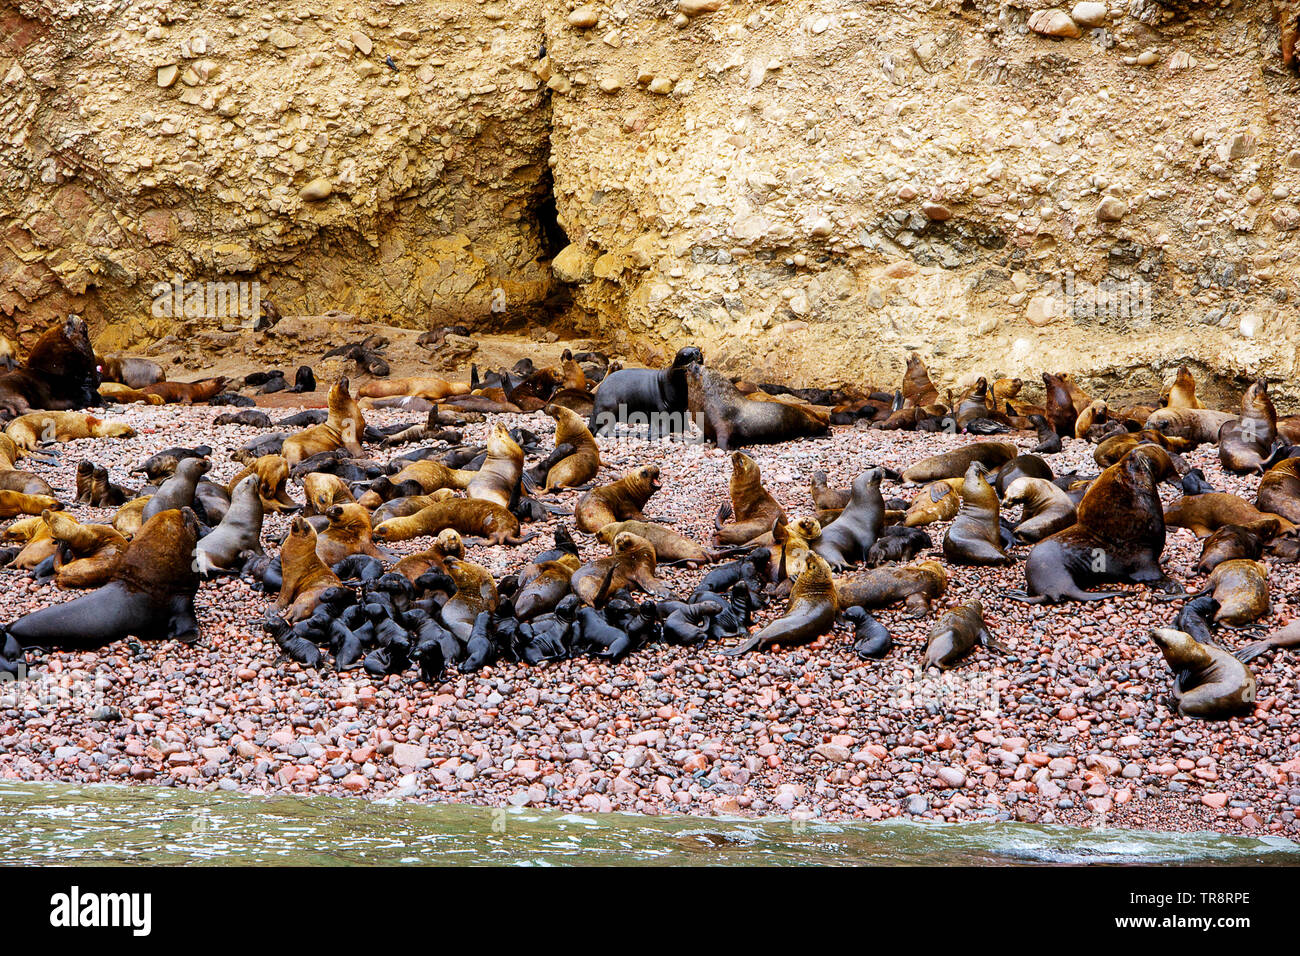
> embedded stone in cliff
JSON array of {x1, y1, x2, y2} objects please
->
[
  {"x1": 678, "y1": 0, "x2": 727, "y2": 16},
  {"x1": 922, "y1": 202, "x2": 952, "y2": 222},
  {"x1": 1026, "y1": 294, "x2": 1061, "y2": 326},
  {"x1": 299, "y1": 178, "x2": 333, "y2": 202},
  {"x1": 351, "y1": 30, "x2": 373, "y2": 55},
  {"x1": 1272, "y1": 206, "x2": 1300, "y2": 231},
  {"x1": 157, "y1": 65, "x2": 179, "y2": 88},
  {"x1": 1096, "y1": 196, "x2": 1128, "y2": 223},
  {"x1": 267, "y1": 28, "x2": 299, "y2": 49},
  {"x1": 648, "y1": 77, "x2": 674, "y2": 95},
  {"x1": 552, "y1": 243, "x2": 596, "y2": 283},
  {"x1": 568, "y1": 6, "x2": 600, "y2": 29},
  {"x1": 1028, "y1": 10, "x2": 1081, "y2": 38},
  {"x1": 1069, "y1": 2, "x2": 1107, "y2": 27}
]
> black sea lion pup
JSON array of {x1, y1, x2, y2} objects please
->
[
  {"x1": 723, "y1": 553, "x2": 836, "y2": 656},
  {"x1": 923, "y1": 600, "x2": 1002, "y2": 669},
  {"x1": 842, "y1": 606, "x2": 892, "y2": 659},
  {"x1": 865, "y1": 526, "x2": 932, "y2": 566},
  {"x1": 1029, "y1": 414, "x2": 1062, "y2": 454},
  {"x1": 1149, "y1": 628, "x2": 1256, "y2": 719},
  {"x1": 263, "y1": 611, "x2": 323, "y2": 668}
]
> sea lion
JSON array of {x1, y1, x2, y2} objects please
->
[
  {"x1": 900, "y1": 441, "x2": 1018, "y2": 484},
  {"x1": 1093, "y1": 429, "x2": 1183, "y2": 469},
  {"x1": 589, "y1": 345, "x2": 702, "y2": 438},
  {"x1": 1163, "y1": 365, "x2": 1204, "y2": 409},
  {"x1": 1197, "y1": 525, "x2": 1265, "y2": 575},
  {"x1": 111, "y1": 497, "x2": 150, "y2": 537},
  {"x1": 43, "y1": 510, "x2": 128, "y2": 589},
  {"x1": 141, "y1": 457, "x2": 211, "y2": 521},
  {"x1": 140, "y1": 377, "x2": 227, "y2": 404},
  {"x1": 834, "y1": 560, "x2": 947, "y2": 617},
  {"x1": 1164, "y1": 494, "x2": 1290, "y2": 538},
  {"x1": 281, "y1": 379, "x2": 365, "y2": 467},
  {"x1": 1204, "y1": 559, "x2": 1269, "y2": 626},
  {"x1": 99, "y1": 355, "x2": 165, "y2": 389},
  {"x1": 300, "y1": 472, "x2": 356, "y2": 516},
  {"x1": 723, "y1": 553, "x2": 836, "y2": 656},
  {"x1": 1257, "y1": 458, "x2": 1300, "y2": 523},
  {"x1": 4, "y1": 411, "x2": 135, "y2": 450},
  {"x1": 903, "y1": 479, "x2": 963, "y2": 527},
  {"x1": 810, "y1": 469, "x2": 851, "y2": 523},
  {"x1": 227, "y1": 454, "x2": 298, "y2": 513},
  {"x1": 843, "y1": 606, "x2": 892, "y2": 658},
  {"x1": 514, "y1": 554, "x2": 581, "y2": 620},
  {"x1": 392, "y1": 528, "x2": 465, "y2": 582},
  {"x1": 1218, "y1": 379, "x2": 1278, "y2": 474},
  {"x1": 1011, "y1": 445, "x2": 1176, "y2": 603},
  {"x1": 1002, "y1": 476, "x2": 1077, "y2": 543},
  {"x1": 98, "y1": 382, "x2": 164, "y2": 405},
  {"x1": 814, "y1": 469, "x2": 884, "y2": 568},
  {"x1": 942, "y1": 463, "x2": 1012, "y2": 565},
  {"x1": 1149, "y1": 628, "x2": 1255, "y2": 719},
  {"x1": 714, "y1": 452, "x2": 786, "y2": 545},
  {"x1": 991, "y1": 454, "x2": 1053, "y2": 496},
  {"x1": 1029, "y1": 414, "x2": 1062, "y2": 455},
  {"x1": 1073, "y1": 400, "x2": 1108, "y2": 440},
  {"x1": 316, "y1": 503, "x2": 390, "y2": 567},
  {"x1": 2, "y1": 508, "x2": 201, "y2": 653},
  {"x1": 357, "y1": 376, "x2": 469, "y2": 401},
  {"x1": 574, "y1": 466, "x2": 661, "y2": 534},
  {"x1": 595, "y1": 521, "x2": 712, "y2": 565},
  {"x1": 865, "y1": 526, "x2": 932, "y2": 566},
  {"x1": 1042, "y1": 372, "x2": 1077, "y2": 438},
  {"x1": 276, "y1": 515, "x2": 343, "y2": 623},
  {"x1": 466, "y1": 422, "x2": 523, "y2": 509},
  {"x1": 685, "y1": 363, "x2": 829, "y2": 451},
  {"x1": 214, "y1": 409, "x2": 273, "y2": 428},
  {"x1": 571, "y1": 532, "x2": 669, "y2": 605},
  {"x1": 0, "y1": 316, "x2": 101, "y2": 421},
  {"x1": 441, "y1": 556, "x2": 499, "y2": 641},
  {"x1": 902, "y1": 352, "x2": 941, "y2": 408},
  {"x1": 131, "y1": 444, "x2": 213, "y2": 481},
  {"x1": 1236, "y1": 620, "x2": 1300, "y2": 663},
  {"x1": 383, "y1": 459, "x2": 476, "y2": 498},
  {"x1": 541, "y1": 404, "x2": 601, "y2": 491},
  {"x1": 194, "y1": 474, "x2": 265, "y2": 575},
  {"x1": 371, "y1": 497, "x2": 531, "y2": 546},
  {"x1": 923, "y1": 600, "x2": 1000, "y2": 669},
  {"x1": 1144, "y1": 407, "x2": 1235, "y2": 447},
  {"x1": 0, "y1": 491, "x2": 61, "y2": 518}
]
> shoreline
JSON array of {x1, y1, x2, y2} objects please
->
[{"x1": 1, "y1": 402, "x2": 1298, "y2": 839}]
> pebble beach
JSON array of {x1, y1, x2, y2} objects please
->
[{"x1": 2, "y1": 400, "x2": 1298, "y2": 839}]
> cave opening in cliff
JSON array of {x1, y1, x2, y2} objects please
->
[{"x1": 535, "y1": 168, "x2": 569, "y2": 262}]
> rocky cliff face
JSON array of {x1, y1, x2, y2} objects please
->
[{"x1": 2, "y1": 0, "x2": 1299, "y2": 401}]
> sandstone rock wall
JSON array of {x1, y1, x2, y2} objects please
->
[{"x1": 2, "y1": 0, "x2": 1299, "y2": 403}]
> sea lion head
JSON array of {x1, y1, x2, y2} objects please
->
[
  {"x1": 730, "y1": 450, "x2": 759, "y2": 479},
  {"x1": 672, "y1": 346, "x2": 704, "y2": 368},
  {"x1": 179, "y1": 457, "x2": 212, "y2": 480},
  {"x1": 1149, "y1": 627, "x2": 1207, "y2": 668},
  {"x1": 852, "y1": 467, "x2": 883, "y2": 497},
  {"x1": 434, "y1": 528, "x2": 464, "y2": 558},
  {"x1": 915, "y1": 559, "x2": 948, "y2": 586},
  {"x1": 632, "y1": 465, "x2": 661, "y2": 494}
]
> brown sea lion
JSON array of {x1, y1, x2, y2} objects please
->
[
  {"x1": 98, "y1": 382, "x2": 165, "y2": 405},
  {"x1": 1196, "y1": 525, "x2": 1265, "y2": 575},
  {"x1": 301, "y1": 472, "x2": 356, "y2": 516},
  {"x1": 903, "y1": 478, "x2": 963, "y2": 527},
  {"x1": 373, "y1": 491, "x2": 453, "y2": 526},
  {"x1": 44, "y1": 510, "x2": 128, "y2": 589},
  {"x1": 4, "y1": 411, "x2": 135, "y2": 450},
  {"x1": 571, "y1": 532, "x2": 668, "y2": 605},
  {"x1": 276, "y1": 515, "x2": 342, "y2": 622},
  {"x1": 227, "y1": 454, "x2": 299, "y2": 513},
  {"x1": 1042, "y1": 372, "x2": 1077, "y2": 438},
  {"x1": 1011, "y1": 445, "x2": 1177, "y2": 603},
  {"x1": 1256, "y1": 458, "x2": 1300, "y2": 523},
  {"x1": 316, "y1": 503, "x2": 390, "y2": 567},
  {"x1": 466, "y1": 422, "x2": 523, "y2": 509},
  {"x1": 392, "y1": 528, "x2": 465, "y2": 582},
  {"x1": 595, "y1": 520, "x2": 712, "y2": 565},
  {"x1": 1236, "y1": 620, "x2": 1300, "y2": 663},
  {"x1": 900, "y1": 441, "x2": 1018, "y2": 485},
  {"x1": 814, "y1": 469, "x2": 884, "y2": 568},
  {"x1": 942, "y1": 463, "x2": 1012, "y2": 565},
  {"x1": 1164, "y1": 494, "x2": 1291, "y2": 538},
  {"x1": 514, "y1": 554, "x2": 581, "y2": 619},
  {"x1": 4, "y1": 507, "x2": 202, "y2": 653},
  {"x1": 1002, "y1": 476, "x2": 1077, "y2": 543},
  {"x1": 1161, "y1": 365, "x2": 1204, "y2": 410},
  {"x1": 357, "y1": 376, "x2": 469, "y2": 401},
  {"x1": 1094, "y1": 429, "x2": 1185, "y2": 468},
  {"x1": 1149, "y1": 628, "x2": 1255, "y2": 719},
  {"x1": 723, "y1": 553, "x2": 836, "y2": 656},
  {"x1": 0, "y1": 468, "x2": 56, "y2": 497},
  {"x1": 1074, "y1": 401, "x2": 1108, "y2": 440},
  {"x1": 1201, "y1": 559, "x2": 1270, "y2": 626},
  {"x1": 923, "y1": 600, "x2": 1001, "y2": 669},
  {"x1": 371, "y1": 497, "x2": 531, "y2": 546},
  {"x1": 0, "y1": 316, "x2": 101, "y2": 421},
  {"x1": 991, "y1": 377, "x2": 1023, "y2": 414},
  {"x1": 140, "y1": 377, "x2": 228, "y2": 404},
  {"x1": 99, "y1": 355, "x2": 166, "y2": 389},
  {"x1": 541, "y1": 404, "x2": 601, "y2": 491},
  {"x1": 0, "y1": 491, "x2": 62, "y2": 518},
  {"x1": 574, "y1": 466, "x2": 661, "y2": 534},
  {"x1": 281, "y1": 379, "x2": 366, "y2": 467},
  {"x1": 441, "y1": 556, "x2": 500, "y2": 640},
  {"x1": 1217, "y1": 379, "x2": 1278, "y2": 474},
  {"x1": 834, "y1": 559, "x2": 947, "y2": 617},
  {"x1": 382, "y1": 459, "x2": 476, "y2": 498},
  {"x1": 685, "y1": 363, "x2": 829, "y2": 451},
  {"x1": 903, "y1": 352, "x2": 941, "y2": 408},
  {"x1": 714, "y1": 451, "x2": 786, "y2": 545},
  {"x1": 111, "y1": 497, "x2": 150, "y2": 537},
  {"x1": 810, "y1": 469, "x2": 850, "y2": 523},
  {"x1": 1144, "y1": 407, "x2": 1235, "y2": 447}
]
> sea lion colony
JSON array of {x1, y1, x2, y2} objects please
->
[{"x1": 0, "y1": 319, "x2": 1297, "y2": 829}]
